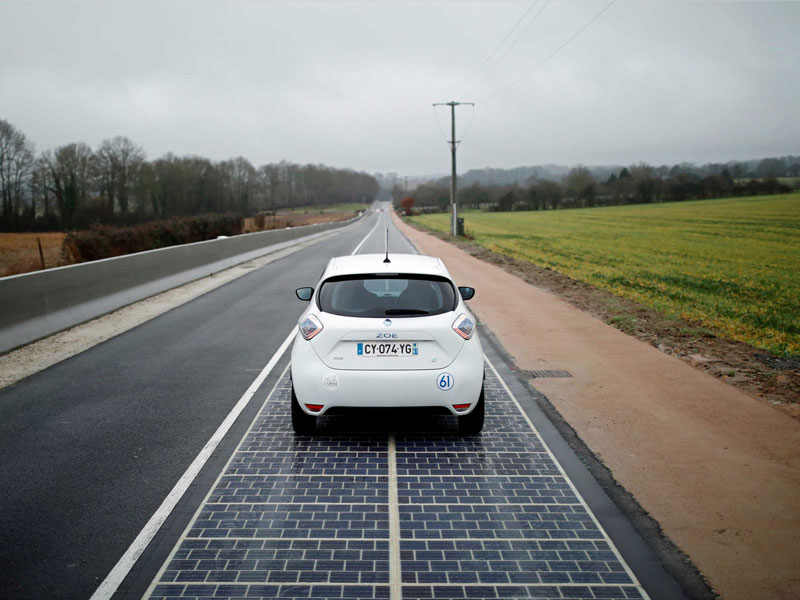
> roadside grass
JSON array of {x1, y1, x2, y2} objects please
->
[
  {"x1": 607, "y1": 314, "x2": 639, "y2": 334},
  {"x1": 410, "y1": 193, "x2": 800, "y2": 357}
]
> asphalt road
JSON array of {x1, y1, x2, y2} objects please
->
[
  {"x1": 0, "y1": 208, "x2": 408, "y2": 599},
  {"x1": 0, "y1": 205, "x2": 687, "y2": 600}
]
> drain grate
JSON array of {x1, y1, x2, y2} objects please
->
[{"x1": 521, "y1": 369, "x2": 573, "y2": 379}]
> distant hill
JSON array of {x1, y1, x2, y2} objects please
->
[
  {"x1": 441, "y1": 164, "x2": 622, "y2": 186},
  {"x1": 459, "y1": 165, "x2": 569, "y2": 185},
  {"x1": 428, "y1": 155, "x2": 800, "y2": 187}
]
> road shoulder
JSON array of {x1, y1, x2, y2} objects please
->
[{"x1": 393, "y1": 210, "x2": 800, "y2": 600}]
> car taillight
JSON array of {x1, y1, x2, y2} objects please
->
[
  {"x1": 452, "y1": 313, "x2": 475, "y2": 340},
  {"x1": 299, "y1": 314, "x2": 323, "y2": 340}
]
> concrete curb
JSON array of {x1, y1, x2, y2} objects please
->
[{"x1": 0, "y1": 214, "x2": 363, "y2": 355}]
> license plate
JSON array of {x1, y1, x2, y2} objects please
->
[{"x1": 357, "y1": 342, "x2": 418, "y2": 356}]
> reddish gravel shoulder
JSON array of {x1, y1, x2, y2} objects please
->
[{"x1": 394, "y1": 211, "x2": 800, "y2": 600}]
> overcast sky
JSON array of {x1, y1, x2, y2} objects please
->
[{"x1": 1, "y1": 0, "x2": 798, "y2": 176}]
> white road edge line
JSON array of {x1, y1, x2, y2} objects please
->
[
  {"x1": 483, "y1": 355, "x2": 651, "y2": 600},
  {"x1": 352, "y1": 210, "x2": 382, "y2": 255},
  {"x1": 89, "y1": 330, "x2": 295, "y2": 600},
  {"x1": 388, "y1": 433, "x2": 402, "y2": 600},
  {"x1": 90, "y1": 205, "x2": 383, "y2": 600},
  {"x1": 141, "y1": 362, "x2": 292, "y2": 599}
]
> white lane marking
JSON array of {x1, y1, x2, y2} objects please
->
[
  {"x1": 142, "y1": 361, "x2": 293, "y2": 599},
  {"x1": 352, "y1": 210, "x2": 383, "y2": 255},
  {"x1": 89, "y1": 331, "x2": 295, "y2": 600},
  {"x1": 483, "y1": 355, "x2": 651, "y2": 600},
  {"x1": 388, "y1": 433, "x2": 402, "y2": 600}
]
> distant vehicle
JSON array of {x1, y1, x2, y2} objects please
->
[{"x1": 291, "y1": 253, "x2": 484, "y2": 433}]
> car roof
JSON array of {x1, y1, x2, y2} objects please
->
[{"x1": 322, "y1": 254, "x2": 451, "y2": 279}]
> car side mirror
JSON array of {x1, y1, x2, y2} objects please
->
[
  {"x1": 458, "y1": 286, "x2": 475, "y2": 301},
  {"x1": 295, "y1": 287, "x2": 314, "y2": 301}
]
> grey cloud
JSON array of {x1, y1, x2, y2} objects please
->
[{"x1": 1, "y1": 0, "x2": 797, "y2": 175}]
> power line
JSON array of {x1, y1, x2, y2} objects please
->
[
  {"x1": 446, "y1": 1, "x2": 541, "y2": 98},
  {"x1": 460, "y1": 104, "x2": 477, "y2": 140},
  {"x1": 480, "y1": 0, "x2": 617, "y2": 103},
  {"x1": 462, "y1": 0, "x2": 552, "y2": 97},
  {"x1": 431, "y1": 105, "x2": 450, "y2": 141}
]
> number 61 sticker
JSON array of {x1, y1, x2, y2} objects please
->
[{"x1": 437, "y1": 373, "x2": 454, "y2": 391}]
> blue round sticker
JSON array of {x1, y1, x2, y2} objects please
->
[{"x1": 437, "y1": 373, "x2": 454, "y2": 391}]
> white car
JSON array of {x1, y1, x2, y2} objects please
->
[{"x1": 290, "y1": 253, "x2": 484, "y2": 434}]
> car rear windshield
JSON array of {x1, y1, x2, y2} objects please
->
[{"x1": 318, "y1": 274, "x2": 456, "y2": 318}]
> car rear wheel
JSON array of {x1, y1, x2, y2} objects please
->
[
  {"x1": 457, "y1": 385, "x2": 484, "y2": 434},
  {"x1": 291, "y1": 385, "x2": 317, "y2": 434}
]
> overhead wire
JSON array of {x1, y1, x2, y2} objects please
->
[
  {"x1": 459, "y1": 104, "x2": 477, "y2": 141},
  {"x1": 480, "y1": 0, "x2": 617, "y2": 104},
  {"x1": 461, "y1": 0, "x2": 552, "y2": 97},
  {"x1": 445, "y1": 0, "x2": 541, "y2": 99},
  {"x1": 431, "y1": 105, "x2": 450, "y2": 141}
]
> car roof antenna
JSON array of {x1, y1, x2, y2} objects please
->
[{"x1": 383, "y1": 229, "x2": 391, "y2": 263}]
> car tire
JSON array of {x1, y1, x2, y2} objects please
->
[
  {"x1": 291, "y1": 385, "x2": 317, "y2": 434},
  {"x1": 457, "y1": 385, "x2": 485, "y2": 434}
]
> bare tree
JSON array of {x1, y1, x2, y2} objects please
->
[
  {"x1": 0, "y1": 119, "x2": 35, "y2": 228},
  {"x1": 41, "y1": 143, "x2": 94, "y2": 229},
  {"x1": 96, "y1": 136, "x2": 146, "y2": 219},
  {"x1": 219, "y1": 157, "x2": 256, "y2": 214}
]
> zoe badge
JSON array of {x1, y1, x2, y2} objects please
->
[{"x1": 437, "y1": 373, "x2": 454, "y2": 391}]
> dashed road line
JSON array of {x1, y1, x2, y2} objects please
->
[
  {"x1": 352, "y1": 210, "x2": 382, "y2": 255},
  {"x1": 388, "y1": 434, "x2": 403, "y2": 600}
]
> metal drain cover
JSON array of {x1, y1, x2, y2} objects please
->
[{"x1": 523, "y1": 369, "x2": 573, "y2": 379}]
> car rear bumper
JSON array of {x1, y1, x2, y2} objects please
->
[{"x1": 290, "y1": 333, "x2": 484, "y2": 416}]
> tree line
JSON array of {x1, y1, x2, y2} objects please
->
[
  {"x1": 397, "y1": 157, "x2": 799, "y2": 213},
  {"x1": 0, "y1": 119, "x2": 379, "y2": 232}
]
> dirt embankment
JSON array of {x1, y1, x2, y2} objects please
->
[{"x1": 394, "y1": 211, "x2": 800, "y2": 600}]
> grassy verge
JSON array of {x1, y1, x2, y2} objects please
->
[{"x1": 410, "y1": 193, "x2": 800, "y2": 357}]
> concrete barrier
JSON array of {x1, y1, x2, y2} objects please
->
[{"x1": 0, "y1": 216, "x2": 361, "y2": 354}]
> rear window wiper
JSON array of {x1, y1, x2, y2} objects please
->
[{"x1": 385, "y1": 308, "x2": 430, "y2": 315}]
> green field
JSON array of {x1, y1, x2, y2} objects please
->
[{"x1": 410, "y1": 193, "x2": 800, "y2": 356}]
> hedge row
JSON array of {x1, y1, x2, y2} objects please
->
[{"x1": 63, "y1": 214, "x2": 243, "y2": 262}]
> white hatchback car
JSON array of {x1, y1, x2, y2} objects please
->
[{"x1": 290, "y1": 253, "x2": 484, "y2": 434}]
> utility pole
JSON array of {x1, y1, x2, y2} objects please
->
[{"x1": 433, "y1": 101, "x2": 474, "y2": 236}]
